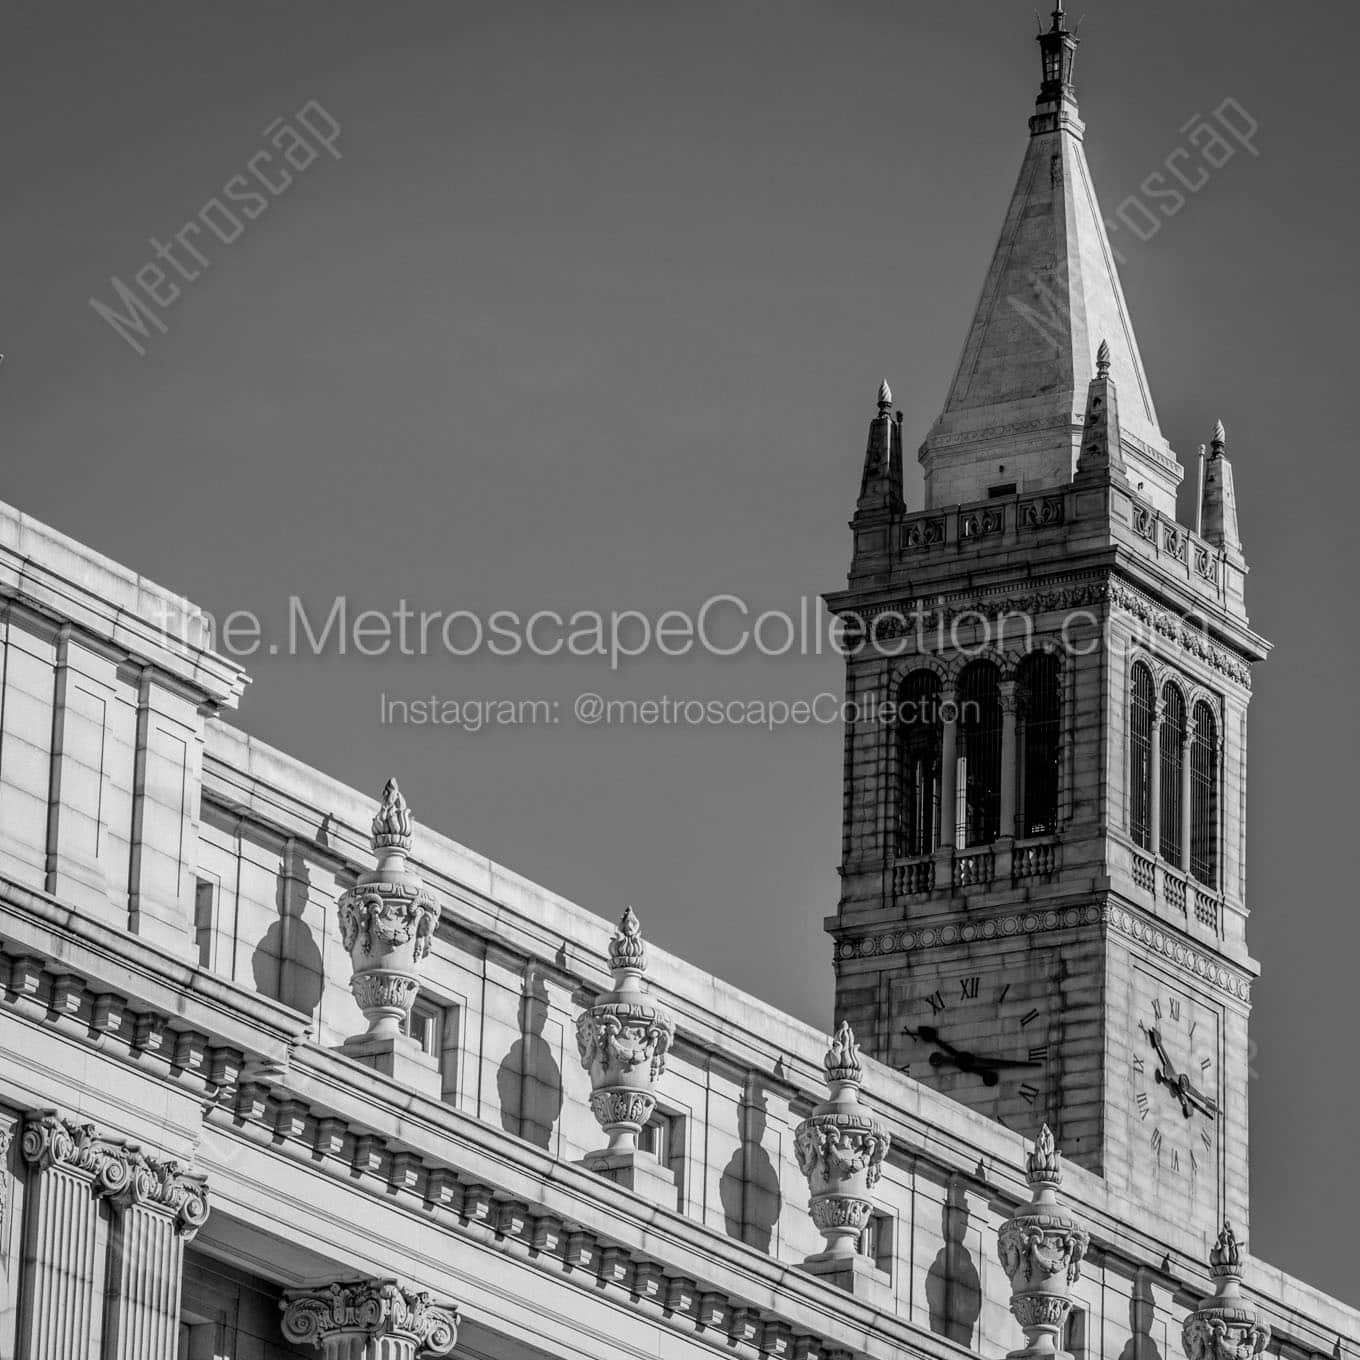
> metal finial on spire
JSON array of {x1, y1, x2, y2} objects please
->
[
  {"x1": 877, "y1": 379, "x2": 892, "y2": 413},
  {"x1": 1036, "y1": 0, "x2": 1078, "y2": 103},
  {"x1": 1096, "y1": 339, "x2": 1111, "y2": 376}
]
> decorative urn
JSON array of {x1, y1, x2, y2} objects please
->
[
  {"x1": 794, "y1": 1021, "x2": 891, "y2": 1257},
  {"x1": 1182, "y1": 1222, "x2": 1270, "y2": 1360},
  {"x1": 997, "y1": 1124, "x2": 1090, "y2": 1358},
  {"x1": 575, "y1": 908, "x2": 674, "y2": 1153},
  {"x1": 338, "y1": 780, "x2": 439, "y2": 1040}
]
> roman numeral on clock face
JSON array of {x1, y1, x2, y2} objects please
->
[
  {"x1": 959, "y1": 976, "x2": 980, "y2": 1000},
  {"x1": 1152, "y1": 998, "x2": 1163, "y2": 1020},
  {"x1": 1132, "y1": 1054, "x2": 1145, "y2": 1074},
  {"x1": 1135, "y1": 1091, "x2": 1150, "y2": 1119},
  {"x1": 925, "y1": 990, "x2": 945, "y2": 1014},
  {"x1": 1029, "y1": 1045, "x2": 1049, "y2": 1063},
  {"x1": 1170, "y1": 998, "x2": 1181, "y2": 1022},
  {"x1": 1019, "y1": 1084, "x2": 1039, "y2": 1105},
  {"x1": 1201, "y1": 1128, "x2": 1213, "y2": 1151},
  {"x1": 1020, "y1": 1008, "x2": 1040, "y2": 1028},
  {"x1": 1150, "y1": 1127, "x2": 1164, "y2": 1155},
  {"x1": 1171, "y1": 1148, "x2": 1180, "y2": 1172}
]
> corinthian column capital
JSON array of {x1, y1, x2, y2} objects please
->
[
  {"x1": 20, "y1": 1109, "x2": 209, "y2": 1237},
  {"x1": 281, "y1": 1279, "x2": 460, "y2": 1359}
]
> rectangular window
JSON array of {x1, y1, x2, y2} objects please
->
[
  {"x1": 859, "y1": 1210, "x2": 894, "y2": 1274},
  {"x1": 639, "y1": 1108, "x2": 686, "y2": 1205},
  {"x1": 403, "y1": 995, "x2": 460, "y2": 1103},
  {"x1": 193, "y1": 879, "x2": 215, "y2": 969},
  {"x1": 988, "y1": 482, "x2": 1017, "y2": 498},
  {"x1": 1064, "y1": 1306, "x2": 1087, "y2": 1360}
]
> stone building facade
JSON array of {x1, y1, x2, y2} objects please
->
[{"x1": 0, "y1": 9, "x2": 1354, "y2": 1360}]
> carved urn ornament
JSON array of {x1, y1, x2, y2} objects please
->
[
  {"x1": 338, "y1": 780, "x2": 439, "y2": 1040},
  {"x1": 1182, "y1": 1222, "x2": 1271, "y2": 1360},
  {"x1": 576, "y1": 907, "x2": 675, "y2": 1154},
  {"x1": 281, "y1": 1278, "x2": 459, "y2": 1358},
  {"x1": 794, "y1": 1021, "x2": 890, "y2": 1258},
  {"x1": 997, "y1": 1124, "x2": 1090, "y2": 1359}
]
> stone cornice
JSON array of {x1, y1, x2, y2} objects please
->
[
  {"x1": 21, "y1": 1110, "x2": 209, "y2": 1236},
  {"x1": 0, "y1": 881, "x2": 1352, "y2": 1357}
]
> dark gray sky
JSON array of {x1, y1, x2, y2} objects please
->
[{"x1": 2, "y1": 0, "x2": 1355, "y2": 1305}]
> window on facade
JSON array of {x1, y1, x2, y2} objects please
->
[
  {"x1": 403, "y1": 995, "x2": 460, "y2": 1103},
  {"x1": 897, "y1": 670, "x2": 942, "y2": 857},
  {"x1": 1159, "y1": 683, "x2": 1186, "y2": 866},
  {"x1": 1063, "y1": 1307, "x2": 1087, "y2": 1360},
  {"x1": 639, "y1": 1108, "x2": 686, "y2": 1205},
  {"x1": 956, "y1": 662, "x2": 1002, "y2": 847},
  {"x1": 193, "y1": 879, "x2": 216, "y2": 969},
  {"x1": 1017, "y1": 652, "x2": 1060, "y2": 837},
  {"x1": 859, "y1": 1210, "x2": 894, "y2": 1274},
  {"x1": 1129, "y1": 663, "x2": 1155, "y2": 849},
  {"x1": 1190, "y1": 701, "x2": 1219, "y2": 888}
]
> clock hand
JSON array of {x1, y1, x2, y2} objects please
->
[
  {"x1": 905, "y1": 1025, "x2": 965, "y2": 1058},
  {"x1": 967, "y1": 1058, "x2": 1045, "y2": 1070},
  {"x1": 1178, "y1": 1075, "x2": 1218, "y2": 1119}
]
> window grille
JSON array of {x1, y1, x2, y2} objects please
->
[
  {"x1": 1159, "y1": 683, "x2": 1186, "y2": 865},
  {"x1": 1017, "y1": 653, "x2": 1060, "y2": 836},
  {"x1": 897, "y1": 671, "x2": 942, "y2": 856},
  {"x1": 1129, "y1": 663, "x2": 1155, "y2": 848},
  {"x1": 1190, "y1": 701, "x2": 1219, "y2": 887},
  {"x1": 956, "y1": 662, "x2": 1002, "y2": 847}
]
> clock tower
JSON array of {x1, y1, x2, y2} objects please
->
[{"x1": 825, "y1": 7, "x2": 1267, "y2": 1242}]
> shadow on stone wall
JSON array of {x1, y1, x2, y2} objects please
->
[
  {"x1": 719, "y1": 1093, "x2": 782, "y2": 1253},
  {"x1": 1117, "y1": 1271, "x2": 1164, "y2": 1360},
  {"x1": 926, "y1": 1179, "x2": 982, "y2": 1346},
  {"x1": 252, "y1": 843, "x2": 323, "y2": 1023},
  {"x1": 497, "y1": 969, "x2": 562, "y2": 1151}
]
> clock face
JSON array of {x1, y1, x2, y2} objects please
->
[
  {"x1": 1129, "y1": 972, "x2": 1221, "y2": 1195},
  {"x1": 895, "y1": 961, "x2": 1057, "y2": 1134}
]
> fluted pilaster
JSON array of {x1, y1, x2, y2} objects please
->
[{"x1": 17, "y1": 1110, "x2": 208, "y2": 1360}]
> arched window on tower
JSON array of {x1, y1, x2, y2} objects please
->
[
  {"x1": 1017, "y1": 652, "x2": 1061, "y2": 837},
  {"x1": 956, "y1": 661, "x2": 1003, "y2": 847},
  {"x1": 1159, "y1": 683, "x2": 1187, "y2": 866},
  {"x1": 1129, "y1": 663, "x2": 1155, "y2": 850},
  {"x1": 1190, "y1": 701, "x2": 1219, "y2": 887},
  {"x1": 897, "y1": 671, "x2": 942, "y2": 857}
]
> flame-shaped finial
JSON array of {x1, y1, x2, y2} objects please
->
[
  {"x1": 877, "y1": 379, "x2": 892, "y2": 413},
  {"x1": 1211, "y1": 419, "x2": 1227, "y2": 451},
  {"x1": 1096, "y1": 339, "x2": 1111, "y2": 376},
  {"x1": 371, "y1": 778, "x2": 414, "y2": 852},
  {"x1": 1209, "y1": 1221, "x2": 1244, "y2": 1280},
  {"x1": 1025, "y1": 1123, "x2": 1063, "y2": 1188},
  {"x1": 608, "y1": 906, "x2": 647, "y2": 974},
  {"x1": 824, "y1": 1019, "x2": 863, "y2": 1085}
]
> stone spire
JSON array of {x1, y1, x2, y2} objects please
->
[
  {"x1": 997, "y1": 1125, "x2": 1089, "y2": 1359},
  {"x1": 919, "y1": 15, "x2": 1182, "y2": 516},
  {"x1": 1200, "y1": 420, "x2": 1243, "y2": 558},
  {"x1": 850, "y1": 381, "x2": 904, "y2": 578},
  {"x1": 1073, "y1": 338, "x2": 1128, "y2": 487},
  {"x1": 1182, "y1": 1222, "x2": 1270, "y2": 1360}
]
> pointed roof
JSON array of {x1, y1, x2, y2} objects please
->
[{"x1": 921, "y1": 15, "x2": 1183, "y2": 512}]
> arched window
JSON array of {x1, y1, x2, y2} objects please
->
[
  {"x1": 1017, "y1": 652, "x2": 1061, "y2": 837},
  {"x1": 1129, "y1": 663, "x2": 1155, "y2": 849},
  {"x1": 1190, "y1": 701, "x2": 1219, "y2": 887},
  {"x1": 1159, "y1": 683, "x2": 1186, "y2": 866},
  {"x1": 897, "y1": 671, "x2": 942, "y2": 857},
  {"x1": 956, "y1": 661, "x2": 1003, "y2": 847}
]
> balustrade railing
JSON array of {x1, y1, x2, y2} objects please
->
[
  {"x1": 953, "y1": 849, "x2": 994, "y2": 889},
  {"x1": 1012, "y1": 839, "x2": 1058, "y2": 881},
  {"x1": 893, "y1": 856, "x2": 936, "y2": 898}
]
